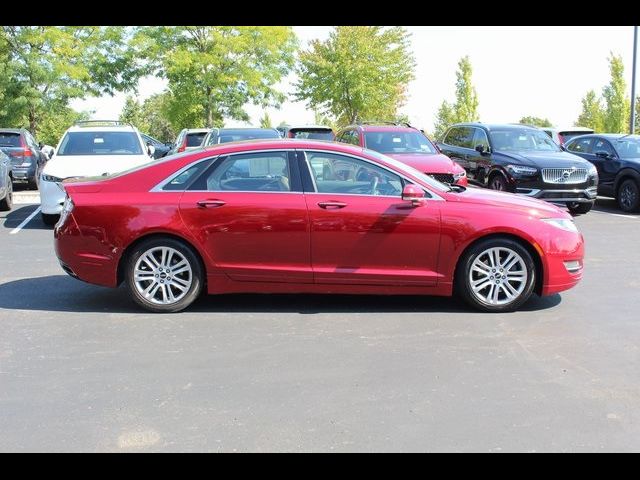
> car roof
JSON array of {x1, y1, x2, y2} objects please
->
[
  {"x1": 185, "y1": 129, "x2": 210, "y2": 134},
  {"x1": 66, "y1": 125, "x2": 139, "y2": 133},
  {"x1": 544, "y1": 126, "x2": 594, "y2": 132},
  {"x1": 453, "y1": 122, "x2": 543, "y2": 132},
  {"x1": 201, "y1": 138, "x2": 361, "y2": 154},
  {"x1": 345, "y1": 124, "x2": 419, "y2": 133},
  {"x1": 286, "y1": 124, "x2": 333, "y2": 130},
  {"x1": 217, "y1": 127, "x2": 280, "y2": 134},
  {"x1": 0, "y1": 128, "x2": 24, "y2": 133}
]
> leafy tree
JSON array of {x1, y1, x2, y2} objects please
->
[
  {"x1": 119, "y1": 96, "x2": 145, "y2": 129},
  {"x1": 259, "y1": 112, "x2": 273, "y2": 129},
  {"x1": 0, "y1": 26, "x2": 141, "y2": 136},
  {"x1": 432, "y1": 56, "x2": 479, "y2": 140},
  {"x1": 576, "y1": 90, "x2": 604, "y2": 132},
  {"x1": 38, "y1": 104, "x2": 92, "y2": 146},
  {"x1": 295, "y1": 26, "x2": 415, "y2": 127},
  {"x1": 134, "y1": 26, "x2": 297, "y2": 128},
  {"x1": 635, "y1": 97, "x2": 640, "y2": 134},
  {"x1": 518, "y1": 116, "x2": 553, "y2": 128},
  {"x1": 119, "y1": 92, "x2": 176, "y2": 142},
  {"x1": 602, "y1": 53, "x2": 630, "y2": 133}
]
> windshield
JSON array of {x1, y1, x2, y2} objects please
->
[
  {"x1": 615, "y1": 137, "x2": 640, "y2": 159},
  {"x1": 364, "y1": 131, "x2": 436, "y2": 154},
  {"x1": 58, "y1": 131, "x2": 143, "y2": 156},
  {"x1": 211, "y1": 129, "x2": 280, "y2": 145},
  {"x1": 290, "y1": 129, "x2": 334, "y2": 140},
  {"x1": 0, "y1": 132, "x2": 21, "y2": 147},
  {"x1": 186, "y1": 132, "x2": 207, "y2": 147},
  {"x1": 489, "y1": 129, "x2": 561, "y2": 152},
  {"x1": 364, "y1": 149, "x2": 450, "y2": 192}
]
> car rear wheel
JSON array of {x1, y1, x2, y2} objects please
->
[
  {"x1": 41, "y1": 213, "x2": 59, "y2": 226},
  {"x1": 488, "y1": 173, "x2": 508, "y2": 192},
  {"x1": 617, "y1": 179, "x2": 640, "y2": 212},
  {"x1": 456, "y1": 238, "x2": 536, "y2": 312},
  {"x1": 0, "y1": 176, "x2": 12, "y2": 211},
  {"x1": 566, "y1": 201, "x2": 593, "y2": 215},
  {"x1": 125, "y1": 238, "x2": 203, "y2": 313}
]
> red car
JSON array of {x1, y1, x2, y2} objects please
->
[
  {"x1": 335, "y1": 122, "x2": 468, "y2": 186},
  {"x1": 54, "y1": 139, "x2": 584, "y2": 313}
]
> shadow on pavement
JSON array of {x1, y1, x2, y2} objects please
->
[
  {"x1": 1, "y1": 205, "x2": 49, "y2": 230},
  {"x1": 0, "y1": 275, "x2": 562, "y2": 315},
  {"x1": 592, "y1": 197, "x2": 639, "y2": 216}
]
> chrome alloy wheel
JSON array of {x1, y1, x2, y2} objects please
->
[
  {"x1": 469, "y1": 247, "x2": 528, "y2": 306},
  {"x1": 133, "y1": 246, "x2": 193, "y2": 305}
]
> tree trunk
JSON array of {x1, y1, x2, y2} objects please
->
[
  {"x1": 205, "y1": 86, "x2": 213, "y2": 128},
  {"x1": 29, "y1": 108, "x2": 38, "y2": 136}
]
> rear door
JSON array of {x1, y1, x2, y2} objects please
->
[
  {"x1": 179, "y1": 150, "x2": 312, "y2": 283},
  {"x1": 440, "y1": 126, "x2": 478, "y2": 179}
]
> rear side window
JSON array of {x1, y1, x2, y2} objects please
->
[
  {"x1": 163, "y1": 161, "x2": 211, "y2": 191},
  {"x1": 444, "y1": 127, "x2": 475, "y2": 148},
  {"x1": 472, "y1": 128, "x2": 490, "y2": 150},
  {"x1": 57, "y1": 132, "x2": 143, "y2": 155},
  {"x1": 289, "y1": 129, "x2": 334, "y2": 140},
  {"x1": 0, "y1": 132, "x2": 21, "y2": 147},
  {"x1": 186, "y1": 132, "x2": 206, "y2": 147},
  {"x1": 567, "y1": 137, "x2": 593, "y2": 154}
]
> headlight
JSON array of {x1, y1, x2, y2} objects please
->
[
  {"x1": 453, "y1": 171, "x2": 466, "y2": 180},
  {"x1": 587, "y1": 163, "x2": 598, "y2": 177},
  {"x1": 541, "y1": 218, "x2": 579, "y2": 233},
  {"x1": 506, "y1": 164, "x2": 538, "y2": 176},
  {"x1": 42, "y1": 174, "x2": 63, "y2": 183}
]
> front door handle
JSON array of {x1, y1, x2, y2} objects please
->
[
  {"x1": 197, "y1": 199, "x2": 226, "y2": 208},
  {"x1": 318, "y1": 201, "x2": 347, "y2": 209}
]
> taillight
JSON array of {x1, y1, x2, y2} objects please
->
[
  {"x1": 558, "y1": 134, "x2": 565, "y2": 146},
  {"x1": 177, "y1": 136, "x2": 187, "y2": 153},
  {"x1": 20, "y1": 136, "x2": 33, "y2": 157},
  {"x1": 288, "y1": 131, "x2": 295, "y2": 138}
]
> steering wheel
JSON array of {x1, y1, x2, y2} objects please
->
[{"x1": 370, "y1": 176, "x2": 379, "y2": 195}]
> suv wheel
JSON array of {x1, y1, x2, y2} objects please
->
[
  {"x1": 456, "y1": 237, "x2": 536, "y2": 312},
  {"x1": 0, "y1": 176, "x2": 12, "y2": 211},
  {"x1": 125, "y1": 237, "x2": 204, "y2": 313},
  {"x1": 488, "y1": 173, "x2": 508, "y2": 192},
  {"x1": 566, "y1": 201, "x2": 593, "y2": 215},
  {"x1": 41, "y1": 213, "x2": 60, "y2": 226},
  {"x1": 617, "y1": 179, "x2": 640, "y2": 212}
]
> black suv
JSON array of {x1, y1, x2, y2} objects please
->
[
  {"x1": 0, "y1": 128, "x2": 48, "y2": 189},
  {"x1": 565, "y1": 134, "x2": 640, "y2": 212},
  {"x1": 438, "y1": 123, "x2": 599, "y2": 214}
]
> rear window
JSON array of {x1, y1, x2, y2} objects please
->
[
  {"x1": 215, "y1": 130, "x2": 280, "y2": 144},
  {"x1": 560, "y1": 131, "x2": 594, "y2": 143},
  {"x1": 186, "y1": 132, "x2": 207, "y2": 147},
  {"x1": 289, "y1": 129, "x2": 334, "y2": 141},
  {"x1": 58, "y1": 132, "x2": 143, "y2": 156},
  {"x1": 0, "y1": 132, "x2": 21, "y2": 147}
]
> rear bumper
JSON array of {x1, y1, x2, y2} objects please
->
[{"x1": 10, "y1": 165, "x2": 37, "y2": 183}]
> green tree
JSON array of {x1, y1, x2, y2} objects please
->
[
  {"x1": 635, "y1": 97, "x2": 640, "y2": 134},
  {"x1": 602, "y1": 53, "x2": 630, "y2": 133},
  {"x1": 119, "y1": 92, "x2": 177, "y2": 142},
  {"x1": 135, "y1": 26, "x2": 297, "y2": 129},
  {"x1": 295, "y1": 26, "x2": 415, "y2": 127},
  {"x1": 518, "y1": 116, "x2": 553, "y2": 128},
  {"x1": 576, "y1": 90, "x2": 604, "y2": 132},
  {"x1": 432, "y1": 56, "x2": 480, "y2": 140},
  {"x1": 38, "y1": 105, "x2": 92, "y2": 146},
  {"x1": 259, "y1": 112, "x2": 273, "y2": 129},
  {"x1": 0, "y1": 26, "x2": 141, "y2": 136},
  {"x1": 119, "y1": 96, "x2": 145, "y2": 130}
]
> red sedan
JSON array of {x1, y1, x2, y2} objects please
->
[{"x1": 54, "y1": 139, "x2": 584, "y2": 313}]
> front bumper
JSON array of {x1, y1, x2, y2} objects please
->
[
  {"x1": 516, "y1": 186, "x2": 598, "y2": 203},
  {"x1": 40, "y1": 179, "x2": 66, "y2": 215},
  {"x1": 540, "y1": 230, "x2": 585, "y2": 296}
]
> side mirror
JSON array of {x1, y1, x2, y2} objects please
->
[
  {"x1": 401, "y1": 184, "x2": 426, "y2": 207},
  {"x1": 38, "y1": 142, "x2": 44, "y2": 149},
  {"x1": 594, "y1": 151, "x2": 612, "y2": 159},
  {"x1": 475, "y1": 144, "x2": 490, "y2": 155},
  {"x1": 147, "y1": 144, "x2": 156, "y2": 157}
]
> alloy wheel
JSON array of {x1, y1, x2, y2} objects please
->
[
  {"x1": 468, "y1": 247, "x2": 528, "y2": 306},
  {"x1": 619, "y1": 182, "x2": 638, "y2": 211},
  {"x1": 133, "y1": 246, "x2": 193, "y2": 305}
]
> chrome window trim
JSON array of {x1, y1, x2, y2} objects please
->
[
  {"x1": 150, "y1": 156, "x2": 219, "y2": 192},
  {"x1": 300, "y1": 148, "x2": 445, "y2": 201}
]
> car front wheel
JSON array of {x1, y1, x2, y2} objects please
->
[
  {"x1": 0, "y1": 176, "x2": 12, "y2": 211},
  {"x1": 125, "y1": 238, "x2": 204, "y2": 313},
  {"x1": 617, "y1": 179, "x2": 640, "y2": 212},
  {"x1": 456, "y1": 238, "x2": 536, "y2": 312},
  {"x1": 566, "y1": 201, "x2": 593, "y2": 215},
  {"x1": 488, "y1": 173, "x2": 508, "y2": 192}
]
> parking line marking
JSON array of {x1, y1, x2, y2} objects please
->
[
  {"x1": 10, "y1": 207, "x2": 42, "y2": 235},
  {"x1": 609, "y1": 213, "x2": 638, "y2": 219}
]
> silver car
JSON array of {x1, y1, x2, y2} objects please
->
[{"x1": 0, "y1": 149, "x2": 12, "y2": 211}]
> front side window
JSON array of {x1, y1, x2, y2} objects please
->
[
  {"x1": 592, "y1": 139, "x2": 615, "y2": 156},
  {"x1": 57, "y1": 131, "x2": 143, "y2": 156},
  {"x1": 472, "y1": 128, "x2": 490, "y2": 150},
  {"x1": 489, "y1": 128, "x2": 561, "y2": 152},
  {"x1": 194, "y1": 152, "x2": 291, "y2": 192},
  {"x1": 186, "y1": 132, "x2": 206, "y2": 147},
  {"x1": 444, "y1": 127, "x2": 474, "y2": 148},
  {"x1": 306, "y1": 151, "x2": 403, "y2": 196},
  {"x1": 613, "y1": 138, "x2": 640, "y2": 159},
  {"x1": 364, "y1": 131, "x2": 436, "y2": 154},
  {"x1": 566, "y1": 137, "x2": 593, "y2": 154}
]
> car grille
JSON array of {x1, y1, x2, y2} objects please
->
[
  {"x1": 428, "y1": 173, "x2": 454, "y2": 184},
  {"x1": 541, "y1": 168, "x2": 588, "y2": 184}
]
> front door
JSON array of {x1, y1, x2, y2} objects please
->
[
  {"x1": 301, "y1": 150, "x2": 441, "y2": 286},
  {"x1": 179, "y1": 150, "x2": 312, "y2": 283}
]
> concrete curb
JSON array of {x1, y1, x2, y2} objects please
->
[{"x1": 13, "y1": 191, "x2": 41, "y2": 205}]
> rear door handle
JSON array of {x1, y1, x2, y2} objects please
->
[
  {"x1": 318, "y1": 201, "x2": 347, "y2": 209},
  {"x1": 197, "y1": 199, "x2": 226, "y2": 208}
]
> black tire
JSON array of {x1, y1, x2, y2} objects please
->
[
  {"x1": 617, "y1": 179, "x2": 640, "y2": 213},
  {"x1": 488, "y1": 172, "x2": 508, "y2": 192},
  {"x1": 566, "y1": 201, "x2": 593, "y2": 215},
  {"x1": 0, "y1": 176, "x2": 12, "y2": 211},
  {"x1": 125, "y1": 237, "x2": 204, "y2": 313},
  {"x1": 41, "y1": 213, "x2": 60, "y2": 226},
  {"x1": 455, "y1": 237, "x2": 536, "y2": 313}
]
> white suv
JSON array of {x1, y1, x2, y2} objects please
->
[{"x1": 40, "y1": 121, "x2": 155, "y2": 225}]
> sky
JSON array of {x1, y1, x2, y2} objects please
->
[{"x1": 70, "y1": 26, "x2": 638, "y2": 134}]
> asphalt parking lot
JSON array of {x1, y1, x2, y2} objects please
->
[{"x1": 1, "y1": 192, "x2": 639, "y2": 452}]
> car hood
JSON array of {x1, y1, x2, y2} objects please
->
[
  {"x1": 42, "y1": 154, "x2": 153, "y2": 179},
  {"x1": 496, "y1": 150, "x2": 589, "y2": 168},
  {"x1": 450, "y1": 186, "x2": 568, "y2": 218},
  {"x1": 385, "y1": 153, "x2": 457, "y2": 173}
]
